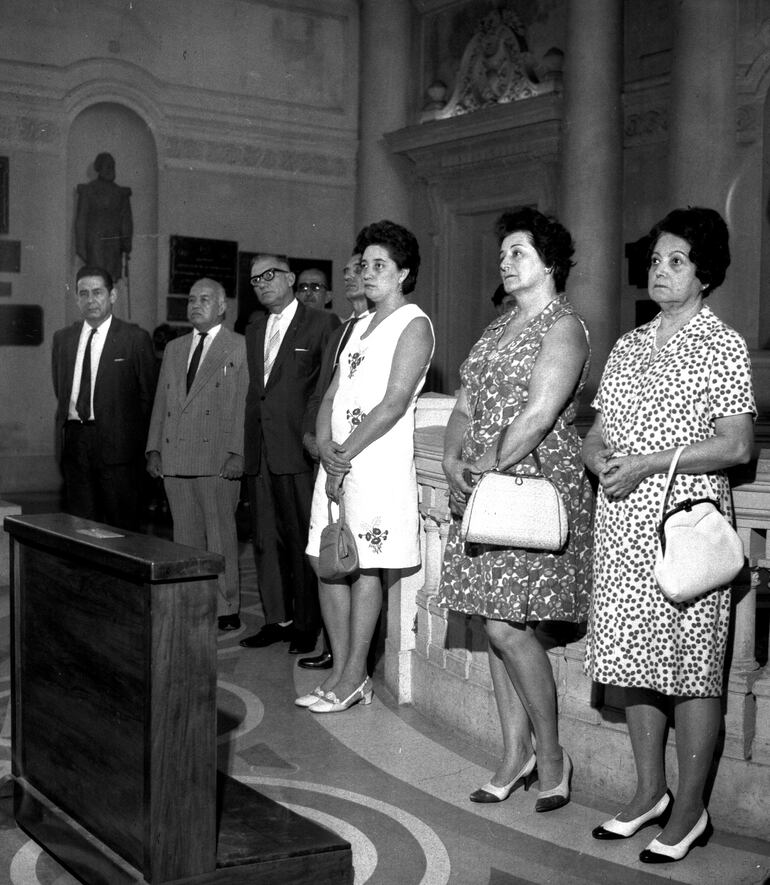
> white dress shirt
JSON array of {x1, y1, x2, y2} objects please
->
[
  {"x1": 187, "y1": 323, "x2": 222, "y2": 371},
  {"x1": 68, "y1": 314, "x2": 113, "y2": 421}
]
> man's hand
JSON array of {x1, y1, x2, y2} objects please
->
[
  {"x1": 303, "y1": 432, "x2": 320, "y2": 461},
  {"x1": 220, "y1": 453, "x2": 244, "y2": 480},
  {"x1": 146, "y1": 451, "x2": 163, "y2": 479}
]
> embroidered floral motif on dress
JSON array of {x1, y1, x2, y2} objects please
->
[{"x1": 358, "y1": 523, "x2": 389, "y2": 553}]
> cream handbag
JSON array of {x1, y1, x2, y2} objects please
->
[
  {"x1": 459, "y1": 428, "x2": 568, "y2": 551},
  {"x1": 653, "y1": 446, "x2": 745, "y2": 603}
]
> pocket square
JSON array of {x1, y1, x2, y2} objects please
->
[
  {"x1": 113, "y1": 358, "x2": 126, "y2": 362},
  {"x1": 294, "y1": 347, "x2": 309, "y2": 352}
]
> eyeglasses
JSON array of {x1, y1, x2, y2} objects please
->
[
  {"x1": 297, "y1": 283, "x2": 327, "y2": 293},
  {"x1": 250, "y1": 268, "x2": 290, "y2": 286}
]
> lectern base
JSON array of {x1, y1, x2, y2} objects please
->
[{"x1": 16, "y1": 774, "x2": 353, "y2": 885}]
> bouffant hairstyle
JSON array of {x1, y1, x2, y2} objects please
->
[
  {"x1": 646, "y1": 207, "x2": 730, "y2": 297},
  {"x1": 354, "y1": 220, "x2": 421, "y2": 295},
  {"x1": 495, "y1": 207, "x2": 575, "y2": 293}
]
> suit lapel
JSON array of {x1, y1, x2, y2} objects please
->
[
  {"x1": 186, "y1": 328, "x2": 231, "y2": 400},
  {"x1": 61, "y1": 322, "x2": 83, "y2": 404}
]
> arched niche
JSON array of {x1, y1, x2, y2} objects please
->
[{"x1": 67, "y1": 103, "x2": 158, "y2": 336}]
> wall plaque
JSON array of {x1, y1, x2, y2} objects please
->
[
  {"x1": 0, "y1": 304, "x2": 43, "y2": 345},
  {"x1": 169, "y1": 235, "x2": 238, "y2": 298},
  {"x1": 0, "y1": 239, "x2": 20, "y2": 273}
]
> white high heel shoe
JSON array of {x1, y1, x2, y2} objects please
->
[
  {"x1": 310, "y1": 678, "x2": 373, "y2": 714},
  {"x1": 639, "y1": 809, "x2": 712, "y2": 863},
  {"x1": 592, "y1": 790, "x2": 672, "y2": 840},
  {"x1": 534, "y1": 750, "x2": 572, "y2": 813},
  {"x1": 469, "y1": 753, "x2": 537, "y2": 803},
  {"x1": 294, "y1": 686, "x2": 327, "y2": 708}
]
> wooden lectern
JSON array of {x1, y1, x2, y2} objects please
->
[{"x1": 5, "y1": 513, "x2": 352, "y2": 885}]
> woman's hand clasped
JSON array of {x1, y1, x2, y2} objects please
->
[
  {"x1": 325, "y1": 471, "x2": 345, "y2": 504},
  {"x1": 599, "y1": 452, "x2": 648, "y2": 502},
  {"x1": 319, "y1": 439, "x2": 352, "y2": 477}
]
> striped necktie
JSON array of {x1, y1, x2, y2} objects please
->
[{"x1": 264, "y1": 317, "x2": 281, "y2": 382}]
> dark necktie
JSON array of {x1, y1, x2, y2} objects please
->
[
  {"x1": 333, "y1": 316, "x2": 360, "y2": 370},
  {"x1": 186, "y1": 331, "x2": 207, "y2": 393},
  {"x1": 76, "y1": 327, "x2": 97, "y2": 422}
]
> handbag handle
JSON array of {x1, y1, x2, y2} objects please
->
[
  {"x1": 658, "y1": 445, "x2": 686, "y2": 526},
  {"x1": 493, "y1": 423, "x2": 543, "y2": 474},
  {"x1": 326, "y1": 479, "x2": 347, "y2": 527}
]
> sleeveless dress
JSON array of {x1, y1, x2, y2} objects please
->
[
  {"x1": 437, "y1": 297, "x2": 593, "y2": 623},
  {"x1": 584, "y1": 305, "x2": 756, "y2": 696},
  {"x1": 306, "y1": 303, "x2": 434, "y2": 570}
]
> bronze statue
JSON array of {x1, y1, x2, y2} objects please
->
[{"x1": 75, "y1": 152, "x2": 133, "y2": 282}]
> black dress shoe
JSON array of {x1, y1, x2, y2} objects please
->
[
  {"x1": 218, "y1": 614, "x2": 241, "y2": 631},
  {"x1": 239, "y1": 623, "x2": 292, "y2": 648},
  {"x1": 298, "y1": 651, "x2": 333, "y2": 670},
  {"x1": 288, "y1": 630, "x2": 318, "y2": 654}
]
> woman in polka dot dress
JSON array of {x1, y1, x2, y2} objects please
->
[{"x1": 583, "y1": 207, "x2": 755, "y2": 864}]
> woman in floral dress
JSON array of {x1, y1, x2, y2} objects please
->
[
  {"x1": 583, "y1": 207, "x2": 755, "y2": 863},
  {"x1": 438, "y1": 207, "x2": 593, "y2": 812}
]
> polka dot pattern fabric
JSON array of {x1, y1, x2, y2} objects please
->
[{"x1": 584, "y1": 305, "x2": 756, "y2": 696}]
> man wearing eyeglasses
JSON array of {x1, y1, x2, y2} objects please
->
[
  {"x1": 241, "y1": 254, "x2": 340, "y2": 655},
  {"x1": 296, "y1": 267, "x2": 332, "y2": 310}
]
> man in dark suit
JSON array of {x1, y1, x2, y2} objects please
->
[
  {"x1": 52, "y1": 265, "x2": 156, "y2": 530},
  {"x1": 297, "y1": 251, "x2": 369, "y2": 670},
  {"x1": 146, "y1": 278, "x2": 248, "y2": 631},
  {"x1": 240, "y1": 253, "x2": 340, "y2": 654}
]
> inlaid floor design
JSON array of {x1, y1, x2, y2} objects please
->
[{"x1": 0, "y1": 568, "x2": 768, "y2": 885}]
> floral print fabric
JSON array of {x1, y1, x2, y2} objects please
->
[
  {"x1": 306, "y1": 304, "x2": 434, "y2": 569},
  {"x1": 584, "y1": 305, "x2": 756, "y2": 696},
  {"x1": 438, "y1": 297, "x2": 594, "y2": 623}
]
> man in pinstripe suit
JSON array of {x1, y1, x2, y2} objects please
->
[{"x1": 146, "y1": 277, "x2": 249, "y2": 630}]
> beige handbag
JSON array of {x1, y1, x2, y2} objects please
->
[
  {"x1": 653, "y1": 446, "x2": 744, "y2": 603},
  {"x1": 459, "y1": 427, "x2": 568, "y2": 551}
]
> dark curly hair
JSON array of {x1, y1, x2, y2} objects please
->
[
  {"x1": 495, "y1": 207, "x2": 575, "y2": 293},
  {"x1": 76, "y1": 265, "x2": 114, "y2": 290},
  {"x1": 646, "y1": 207, "x2": 730, "y2": 297},
  {"x1": 354, "y1": 220, "x2": 421, "y2": 295}
]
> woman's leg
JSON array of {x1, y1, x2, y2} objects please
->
[
  {"x1": 486, "y1": 640, "x2": 535, "y2": 786},
  {"x1": 653, "y1": 695, "x2": 721, "y2": 844},
  {"x1": 325, "y1": 568, "x2": 382, "y2": 701},
  {"x1": 307, "y1": 555, "x2": 350, "y2": 692},
  {"x1": 615, "y1": 687, "x2": 669, "y2": 820},
  {"x1": 485, "y1": 619, "x2": 562, "y2": 791}
]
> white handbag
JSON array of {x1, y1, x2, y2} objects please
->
[
  {"x1": 653, "y1": 446, "x2": 745, "y2": 603},
  {"x1": 459, "y1": 430, "x2": 568, "y2": 551}
]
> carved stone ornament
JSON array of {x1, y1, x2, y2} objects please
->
[{"x1": 437, "y1": 7, "x2": 547, "y2": 118}]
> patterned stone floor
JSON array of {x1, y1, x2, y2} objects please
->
[{"x1": 0, "y1": 498, "x2": 768, "y2": 883}]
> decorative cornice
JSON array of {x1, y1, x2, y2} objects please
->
[
  {"x1": 163, "y1": 135, "x2": 353, "y2": 183},
  {"x1": 387, "y1": 92, "x2": 562, "y2": 172}
]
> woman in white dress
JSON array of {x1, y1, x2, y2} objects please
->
[{"x1": 301, "y1": 220, "x2": 435, "y2": 713}]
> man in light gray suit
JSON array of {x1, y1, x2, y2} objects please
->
[{"x1": 146, "y1": 278, "x2": 249, "y2": 630}]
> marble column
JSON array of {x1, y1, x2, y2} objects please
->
[
  {"x1": 668, "y1": 0, "x2": 738, "y2": 329},
  {"x1": 559, "y1": 0, "x2": 624, "y2": 398},
  {"x1": 356, "y1": 0, "x2": 414, "y2": 230},
  {"x1": 668, "y1": 0, "x2": 736, "y2": 210}
]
